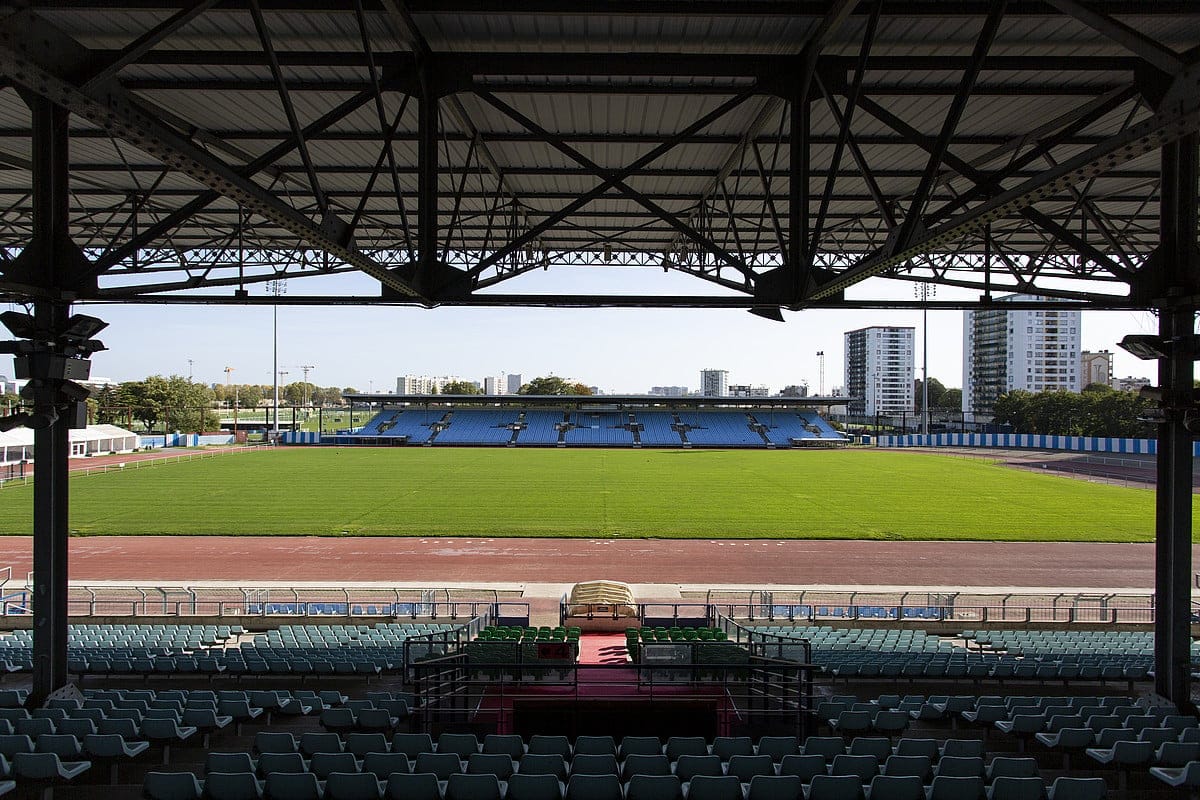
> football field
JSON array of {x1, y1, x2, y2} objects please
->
[{"x1": 0, "y1": 447, "x2": 1171, "y2": 540}]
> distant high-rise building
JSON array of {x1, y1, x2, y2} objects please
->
[
  {"x1": 700, "y1": 369, "x2": 728, "y2": 397},
  {"x1": 649, "y1": 386, "x2": 688, "y2": 397},
  {"x1": 729, "y1": 384, "x2": 770, "y2": 397},
  {"x1": 844, "y1": 326, "x2": 915, "y2": 416},
  {"x1": 962, "y1": 293, "x2": 1082, "y2": 420},
  {"x1": 395, "y1": 375, "x2": 461, "y2": 394},
  {"x1": 507, "y1": 374, "x2": 523, "y2": 394},
  {"x1": 1081, "y1": 350, "x2": 1113, "y2": 388},
  {"x1": 483, "y1": 375, "x2": 506, "y2": 395}
]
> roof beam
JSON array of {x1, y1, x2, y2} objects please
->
[
  {"x1": 0, "y1": 11, "x2": 425, "y2": 300},
  {"x1": 1044, "y1": 0, "x2": 1185, "y2": 74},
  {"x1": 804, "y1": 79, "x2": 1200, "y2": 301},
  {"x1": 80, "y1": 0, "x2": 220, "y2": 89},
  {"x1": 92, "y1": 88, "x2": 377, "y2": 272},
  {"x1": 464, "y1": 90, "x2": 755, "y2": 279},
  {"x1": 94, "y1": 49, "x2": 1146, "y2": 72},
  {"x1": 402, "y1": 0, "x2": 1197, "y2": 14},
  {"x1": 24, "y1": 0, "x2": 1199, "y2": 14},
  {"x1": 894, "y1": 0, "x2": 1006, "y2": 250},
  {"x1": 248, "y1": 0, "x2": 328, "y2": 216}
]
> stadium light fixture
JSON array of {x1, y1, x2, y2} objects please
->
[
  {"x1": 1118, "y1": 334, "x2": 1200, "y2": 361},
  {"x1": 1118, "y1": 334, "x2": 1169, "y2": 360}
]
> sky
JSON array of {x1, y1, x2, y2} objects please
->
[{"x1": 34, "y1": 266, "x2": 1161, "y2": 396}]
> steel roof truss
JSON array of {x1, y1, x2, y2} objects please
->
[
  {"x1": 351, "y1": 0, "x2": 414, "y2": 259},
  {"x1": 465, "y1": 89, "x2": 755, "y2": 281},
  {"x1": 1044, "y1": 0, "x2": 1185, "y2": 75},
  {"x1": 810, "y1": 0, "x2": 881, "y2": 260},
  {"x1": 93, "y1": 88, "x2": 377, "y2": 274},
  {"x1": 81, "y1": 0, "x2": 221, "y2": 90},
  {"x1": 893, "y1": 0, "x2": 1006, "y2": 253},
  {"x1": 805, "y1": 66, "x2": 1200, "y2": 302}
]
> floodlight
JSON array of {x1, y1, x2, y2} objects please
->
[
  {"x1": 1118, "y1": 334, "x2": 1169, "y2": 360},
  {"x1": 64, "y1": 314, "x2": 108, "y2": 340},
  {"x1": 0, "y1": 310, "x2": 37, "y2": 339},
  {"x1": 0, "y1": 410, "x2": 57, "y2": 431},
  {"x1": 748, "y1": 306, "x2": 784, "y2": 322}
]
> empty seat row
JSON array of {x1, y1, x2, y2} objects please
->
[{"x1": 144, "y1": 769, "x2": 1107, "y2": 800}]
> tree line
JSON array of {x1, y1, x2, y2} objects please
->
[
  {"x1": 91, "y1": 376, "x2": 360, "y2": 433},
  {"x1": 991, "y1": 384, "x2": 1153, "y2": 437},
  {"x1": 435, "y1": 376, "x2": 593, "y2": 395},
  {"x1": 914, "y1": 377, "x2": 963, "y2": 410}
]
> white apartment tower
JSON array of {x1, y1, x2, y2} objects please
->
[
  {"x1": 844, "y1": 326, "x2": 915, "y2": 416},
  {"x1": 700, "y1": 369, "x2": 728, "y2": 397},
  {"x1": 962, "y1": 294, "x2": 1082, "y2": 420},
  {"x1": 395, "y1": 375, "x2": 460, "y2": 394}
]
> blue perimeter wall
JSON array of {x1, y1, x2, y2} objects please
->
[
  {"x1": 139, "y1": 433, "x2": 236, "y2": 448},
  {"x1": 874, "y1": 432, "x2": 1193, "y2": 456}
]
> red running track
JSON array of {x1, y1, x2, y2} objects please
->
[{"x1": 0, "y1": 536, "x2": 1172, "y2": 589}]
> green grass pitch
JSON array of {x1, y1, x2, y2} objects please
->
[{"x1": 0, "y1": 447, "x2": 1171, "y2": 540}]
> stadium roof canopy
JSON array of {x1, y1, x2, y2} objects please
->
[{"x1": 0, "y1": 1, "x2": 1196, "y2": 311}]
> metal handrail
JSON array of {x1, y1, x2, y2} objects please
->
[{"x1": 410, "y1": 654, "x2": 817, "y2": 736}]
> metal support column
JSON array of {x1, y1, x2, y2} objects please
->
[
  {"x1": 1154, "y1": 132, "x2": 1198, "y2": 708},
  {"x1": 27, "y1": 97, "x2": 72, "y2": 703},
  {"x1": 30, "y1": 302, "x2": 71, "y2": 701}
]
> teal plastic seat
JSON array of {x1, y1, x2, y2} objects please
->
[
  {"x1": 203, "y1": 771, "x2": 264, "y2": 800},
  {"x1": 143, "y1": 770, "x2": 204, "y2": 800},
  {"x1": 384, "y1": 773, "x2": 442, "y2": 800},
  {"x1": 325, "y1": 771, "x2": 384, "y2": 800},
  {"x1": 686, "y1": 776, "x2": 743, "y2": 800},
  {"x1": 748, "y1": 776, "x2": 803, "y2": 800}
]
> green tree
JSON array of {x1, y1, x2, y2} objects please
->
[
  {"x1": 283, "y1": 381, "x2": 315, "y2": 406},
  {"x1": 519, "y1": 375, "x2": 593, "y2": 395},
  {"x1": 442, "y1": 380, "x2": 482, "y2": 395},
  {"x1": 94, "y1": 385, "x2": 122, "y2": 425},
  {"x1": 1079, "y1": 383, "x2": 1153, "y2": 437},
  {"x1": 114, "y1": 375, "x2": 218, "y2": 432},
  {"x1": 234, "y1": 384, "x2": 264, "y2": 409},
  {"x1": 914, "y1": 377, "x2": 947, "y2": 410},
  {"x1": 992, "y1": 390, "x2": 1035, "y2": 432},
  {"x1": 992, "y1": 386, "x2": 1151, "y2": 437},
  {"x1": 936, "y1": 388, "x2": 963, "y2": 409},
  {"x1": 309, "y1": 386, "x2": 343, "y2": 406}
]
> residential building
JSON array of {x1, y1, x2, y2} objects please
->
[
  {"x1": 483, "y1": 375, "x2": 506, "y2": 395},
  {"x1": 844, "y1": 326, "x2": 915, "y2": 416},
  {"x1": 649, "y1": 385, "x2": 688, "y2": 397},
  {"x1": 1115, "y1": 376, "x2": 1151, "y2": 393},
  {"x1": 395, "y1": 375, "x2": 462, "y2": 394},
  {"x1": 700, "y1": 369, "x2": 728, "y2": 397},
  {"x1": 506, "y1": 374, "x2": 523, "y2": 394},
  {"x1": 729, "y1": 384, "x2": 770, "y2": 397},
  {"x1": 1081, "y1": 350, "x2": 1114, "y2": 388},
  {"x1": 962, "y1": 293, "x2": 1081, "y2": 420}
]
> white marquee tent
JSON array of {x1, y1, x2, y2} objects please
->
[{"x1": 0, "y1": 424, "x2": 139, "y2": 465}]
